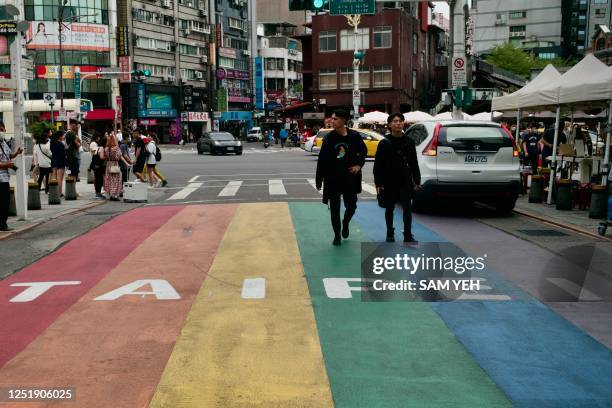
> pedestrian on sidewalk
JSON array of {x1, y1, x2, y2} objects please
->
[
  {"x1": 99, "y1": 133, "x2": 123, "y2": 201},
  {"x1": 522, "y1": 123, "x2": 541, "y2": 175},
  {"x1": 34, "y1": 130, "x2": 53, "y2": 193},
  {"x1": 144, "y1": 136, "x2": 159, "y2": 187},
  {"x1": 0, "y1": 134, "x2": 23, "y2": 231},
  {"x1": 132, "y1": 129, "x2": 147, "y2": 183},
  {"x1": 373, "y1": 113, "x2": 421, "y2": 243},
  {"x1": 65, "y1": 129, "x2": 81, "y2": 181},
  {"x1": 50, "y1": 131, "x2": 67, "y2": 197},
  {"x1": 91, "y1": 133, "x2": 106, "y2": 199},
  {"x1": 541, "y1": 123, "x2": 567, "y2": 168},
  {"x1": 118, "y1": 134, "x2": 132, "y2": 184},
  {"x1": 150, "y1": 134, "x2": 167, "y2": 187},
  {"x1": 279, "y1": 127, "x2": 288, "y2": 148},
  {"x1": 315, "y1": 109, "x2": 367, "y2": 246}
]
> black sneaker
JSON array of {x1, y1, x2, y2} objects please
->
[
  {"x1": 386, "y1": 228, "x2": 395, "y2": 242},
  {"x1": 403, "y1": 235, "x2": 418, "y2": 244},
  {"x1": 341, "y1": 220, "x2": 349, "y2": 239},
  {"x1": 332, "y1": 236, "x2": 342, "y2": 246},
  {"x1": 162, "y1": 180, "x2": 168, "y2": 187},
  {"x1": 0, "y1": 225, "x2": 13, "y2": 232}
]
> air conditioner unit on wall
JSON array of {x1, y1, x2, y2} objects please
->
[
  {"x1": 168, "y1": 75, "x2": 176, "y2": 82},
  {"x1": 243, "y1": 49, "x2": 250, "y2": 56},
  {"x1": 199, "y1": 10, "x2": 206, "y2": 17},
  {"x1": 184, "y1": 28, "x2": 191, "y2": 36},
  {"x1": 196, "y1": 71, "x2": 204, "y2": 79},
  {"x1": 161, "y1": 0, "x2": 171, "y2": 8},
  {"x1": 200, "y1": 55, "x2": 208, "y2": 63}
]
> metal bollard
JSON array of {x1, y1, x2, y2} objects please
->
[
  {"x1": 65, "y1": 176, "x2": 77, "y2": 200},
  {"x1": 48, "y1": 179, "x2": 61, "y2": 205},
  {"x1": 555, "y1": 179, "x2": 572, "y2": 211},
  {"x1": 27, "y1": 182, "x2": 41, "y2": 210},
  {"x1": 529, "y1": 175, "x2": 543, "y2": 203},
  {"x1": 589, "y1": 185, "x2": 608, "y2": 219},
  {"x1": 8, "y1": 186, "x2": 16, "y2": 216}
]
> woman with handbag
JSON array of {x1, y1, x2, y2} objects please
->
[
  {"x1": 50, "y1": 131, "x2": 67, "y2": 197},
  {"x1": 99, "y1": 133, "x2": 123, "y2": 201},
  {"x1": 35, "y1": 130, "x2": 53, "y2": 193},
  {"x1": 373, "y1": 113, "x2": 421, "y2": 243}
]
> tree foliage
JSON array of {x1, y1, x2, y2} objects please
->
[
  {"x1": 28, "y1": 122, "x2": 54, "y2": 141},
  {"x1": 485, "y1": 43, "x2": 574, "y2": 79}
]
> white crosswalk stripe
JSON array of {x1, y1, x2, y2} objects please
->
[
  {"x1": 218, "y1": 180, "x2": 243, "y2": 197},
  {"x1": 268, "y1": 179, "x2": 287, "y2": 195},
  {"x1": 164, "y1": 177, "x2": 377, "y2": 201},
  {"x1": 167, "y1": 183, "x2": 203, "y2": 200}
]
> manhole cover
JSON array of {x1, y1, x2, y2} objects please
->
[{"x1": 517, "y1": 229, "x2": 568, "y2": 237}]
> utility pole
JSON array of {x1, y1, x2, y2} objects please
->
[
  {"x1": 7, "y1": 1, "x2": 28, "y2": 220},
  {"x1": 346, "y1": 14, "x2": 364, "y2": 122},
  {"x1": 58, "y1": 0, "x2": 68, "y2": 122}
]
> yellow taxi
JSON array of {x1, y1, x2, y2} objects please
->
[{"x1": 313, "y1": 128, "x2": 385, "y2": 158}]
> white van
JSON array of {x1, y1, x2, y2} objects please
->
[
  {"x1": 247, "y1": 127, "x2": 263, "y2": 142},
  {"x1": 407, "y1": 120, "x2": 520, "y2": 214}
]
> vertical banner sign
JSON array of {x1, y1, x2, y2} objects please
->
[
  {"x1": 215, "y1": 24, "x2": 223, "y2": 48},
  {"x1": 116, "y1": 95, "x2": 123, "y2": 119},
  {"x1": 254, "y1": 57, "x2": 264, "y2": 110},
  {"x1": 137, "y1": 82, "x2": 146, "y2": 113},
  {"x1": 116, "y1": 26, "x2": 129, "y2": 56},
  {"x1": 119, "y1": 56, "x2": 132, "y2": 83},
  {"x1": 74, "y1": 71, "x2": 81, "y2": 100},
  {"x1": 217, "y1": 88, "x2": 228, "y2": 112}
]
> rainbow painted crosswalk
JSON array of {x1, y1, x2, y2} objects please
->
[{"x1": 1, "y1": 202, "x2": 611, "y2": 407}]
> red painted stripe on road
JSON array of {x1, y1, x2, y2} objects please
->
[
  {"x1": 0, "y1": 205, "x2": 237, "y2": 408},
  {"x1": 0, "y1": 205, "x2": 184, "y2": 368}
]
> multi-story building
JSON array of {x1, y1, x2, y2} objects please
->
[
  {"x1": 258, "y1": 30, "x2": 303, "y2": 113},
  {"x1": 473, "y1": 0, "x2": 563, "y2": 59},
  {"x1": 586, "y1": 0, "x2": 611, "y2": 49},
  {"x1": 589, "y1": 24, "x2": 612, "y2": 64},
  {"x1": 256, "y1": 0, "x2": 310, "y2": 36},
  {"x1": 1, "y1": 0, "x2": 119, "y2": 130},
  {"x1": 311, "y1": 4, "x2": 440, "y2": 114},
  {"x1": 117, "y1": 0, "x2": 212, "y2": 142}
]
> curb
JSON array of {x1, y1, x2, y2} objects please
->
[
  {"x1": 513, "y1": 208, "x2": 612, "y2": 242},
  {"x1": 0, "y1": 200, "x2": 107, "y2": 242}
]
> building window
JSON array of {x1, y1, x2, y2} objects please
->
[
  {"x1": 373, "y1": 65, "x2": 392, "y2": 88},
  {"x1": 135, "y1": 37, "x2": 175, "y2": 52},
  {"x1": 179, "y1": 44, "x2": 201, "y2": 56},
  {"x1": 538, "y1": 52, "x2": 558, "y2": 59},
  {"x1": 319, "y1": 68, "x2": 337, "y2": 90},
  {"x1": 219, "y1": 57, "x2": 235, "y2": 68},
  {"x1": 509, "y1": 25, "x2": 526, "y2": 40},
  {"x1": 234, "y1": 59, "x2": 248, "y2": 71},
  {"x1": 179, "y1": 0, "x2": 206, "y2": 9},
  {"x1": 228, "y1": 17, "x2": 248, "y2": 31},
  {"x1": 136, "y1": 63, "x2": 176, "y2": 77},
  {"x1": 412, "y1": 33, "x2": 418, "y2": 54},
  {"x1": 340, "y1": 28, "x2": 370, "y2": 51},
  {"x1": 596, "y1": 38, "x2": 606, "y2": 51},
  {"x1": 373, "y1": 26, "x2": 392, "y2": 48},
  {"x1": 593, "y1": 0, "x2": 607, "y2": 3},
  {"x1": 412, "y1": 70, "x2": 417, "y2": 90},
  {"x1": 319, "y1": 30, "x2": 337, "y2": 52},
  {"x1": 509, "y1": 11, "x2": 526, "y2": 19},
  {"x1": 340, "y1": 68, "x2": 353, "y2": 89},
  {"x1": 359, "y1": 66, "x2": 370, "y2": 88}
]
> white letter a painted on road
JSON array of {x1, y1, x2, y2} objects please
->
[{"x1": 94, "y1": 279, "x2": 181, "y2": 301}]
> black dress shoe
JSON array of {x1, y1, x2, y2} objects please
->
[
  {"x1": 0, "y1": 226, "x2": 13, "y2": 232},
  {"x1": 332, "y1": 236, "x2": 342, "y2": 246},
  {"x1": 341, "y1": 220, "x2": 349, "y2": 239},
  {"x1": 403, "y1": 234, "x2": 418, "y2": 243},
  {"x1": 386, "y1": 227, "x2": 395, "y2": 242}
]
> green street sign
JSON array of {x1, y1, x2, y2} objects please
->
[
  {"x1": 74, "y1": 71, "x2": 81, "y2": 100},
  {"x1": 330, "y1": 0, "x2": 375, "y2": 15},
  {"x1": 217, "y1": 88, "x2": 227, "y2": 112}
]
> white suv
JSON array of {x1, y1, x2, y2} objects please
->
[{"x1": 407, "y1": 120, "x2": 520, "y2": 214}]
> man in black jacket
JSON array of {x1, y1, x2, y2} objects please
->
[
  {"x1": 373, "y1": 113, "x2": 421, "y2": 243},
  {"x1": 316, "y1": 109, "x2": 367, "y2": 246}
]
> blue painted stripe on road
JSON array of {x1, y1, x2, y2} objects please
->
[{"x1": 353, "y1": 201, "x2": 612, "y2": 407}]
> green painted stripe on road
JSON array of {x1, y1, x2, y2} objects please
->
[{"x1": 289, "y1": 202, "x2": 511, "y2": 408}]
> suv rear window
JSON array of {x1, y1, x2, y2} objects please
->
[{"x1": 439, "y1": 126, "x2": 512, "y2": 151}]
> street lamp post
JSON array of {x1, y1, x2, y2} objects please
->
[{"x1": 346, "y1": 14, "x2": 363, "y2": 122}]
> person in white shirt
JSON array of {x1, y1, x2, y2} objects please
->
[
  {"x1": 0, "y1": 121, "x2": 23, "y2": 231},
  {"x1": 34, "y1": 130, "x2": 53, "y2": 192},
  {"x1": 144, "y1": 137, "x2": 159, "y2": 187}
]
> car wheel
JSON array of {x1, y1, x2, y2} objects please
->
[
  {"x1": 236, "y1": 152, "x2": 242, "y2": 155},
  {"x1": 197, "y1": 148, "x2": 203, "y2": 155},
  {"x1": 210, "y1": 149, "x2": 216, "y2": 155},
  {"x1": 494, "y1": 198, "x2": 517, "y2": 216}
]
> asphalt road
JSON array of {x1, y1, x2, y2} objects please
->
[{"x1": 1, "y1": 142, "x2": 611, "y2": 406}]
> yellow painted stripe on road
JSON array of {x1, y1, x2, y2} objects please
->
[{"x1": 150, "y1": 202, "x2": 333, "y2": 407}]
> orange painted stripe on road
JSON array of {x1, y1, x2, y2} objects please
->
[{"x1": 0, "y1": 205, "x2": 237, "y2": 408}]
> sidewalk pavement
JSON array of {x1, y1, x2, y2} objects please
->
[
  {"x1": 514, "y1": 193, "x2": 611, "y2": 241},
  {"x1": 0, "y1": 176, "x2": 104, "y2": 241}
]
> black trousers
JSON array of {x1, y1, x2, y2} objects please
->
[
  {"x1": 38, "y1": 167, "x2": 52, "y2": 192},
  {"x1": 384, "y1": 188, "x2": 413, "y2": 237},
  {"x1": 329, "y1": 192, "x2": 357, "y2": 237},
  {"x1": 0, "y1": 182, "x2": 9, "y2": 228},
  {"x1": 94, "y1": 166, "x2": 105, "y2": 194}
]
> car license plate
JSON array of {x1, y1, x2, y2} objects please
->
[
  {"x1": 227, "y1": 147, "x2": 234, "y2": 151},
  {"x1": 464, "y1": 154, "x2": 487, "y2": 164}
]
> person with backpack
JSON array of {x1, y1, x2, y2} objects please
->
[
  {"x1": 150, "y1": 134, "x2": 167, "y2": 187},
  {"x1": 373, "y1": 113, "x2": 421, "y2": 243},
  {"x1": 143, "y1": 136, "x2": 159, "y2": 187},
  {"x1": 34, "y1": 129, "x2": 53, "y2": 193}
]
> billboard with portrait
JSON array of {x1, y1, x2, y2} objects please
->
[{"x1": 25, "y1": 21, "x2": 110, "y2": 51}]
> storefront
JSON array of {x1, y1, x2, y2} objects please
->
[
  {"x1": 181, "y1": 111, "x2": 210, "y2": 142},
  {"x1": 219, "y1": 110, "x2": 252, "y2": 140}
]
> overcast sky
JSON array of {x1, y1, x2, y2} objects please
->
[{"x1": 432, "y1": 1, "x2": 450, "y2": 17}]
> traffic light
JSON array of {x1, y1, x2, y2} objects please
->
[
  {"x1": 132, "y1": 69, "x2": 151, "y2": 80},
  {"x1": 312, "y1": 0, "x2": 328, "y2": 11}
]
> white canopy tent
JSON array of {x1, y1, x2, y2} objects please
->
[
  {"x1": 357, "y1": 111, "x2": 388, "y2": 124},
  {"x1": 403, "y1": 111, "x2": 433, "y2": 123},
  {"x1": 491, "y1": 64, "x2": 561, "y2": 112},
  {"x1": 470, "y1": 111, "x2": 504, "y2": 121},
  {"x1": 434, "y1": 111, "x2": 471, "y2": 120}
]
